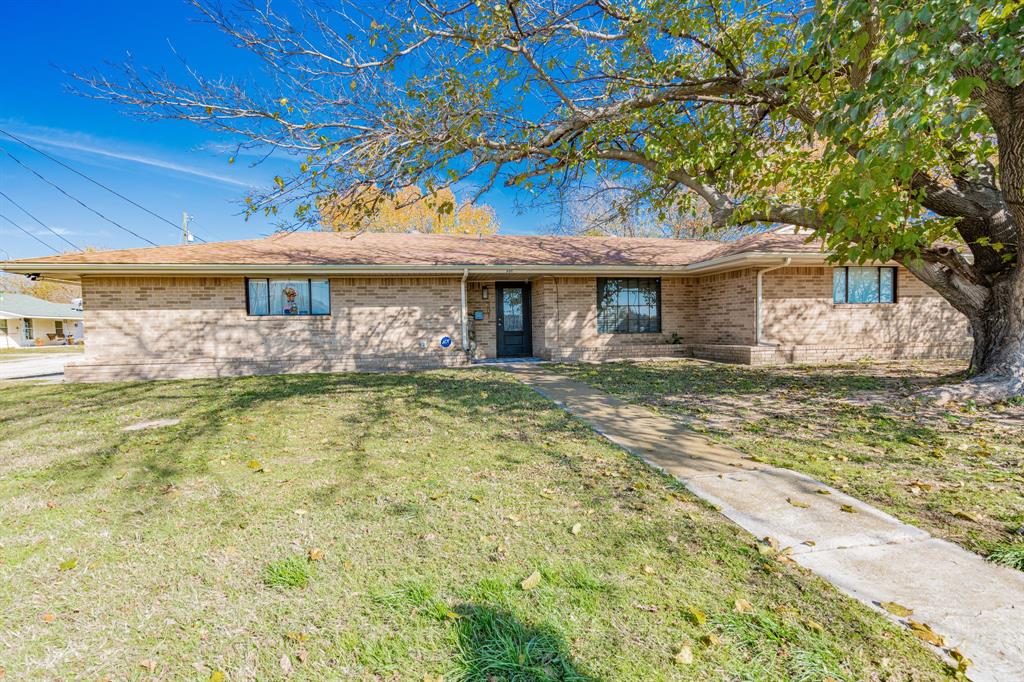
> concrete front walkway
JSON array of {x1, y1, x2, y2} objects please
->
[{"x1": 508, "y1": 364, "x2": 1024, "y2": 682}]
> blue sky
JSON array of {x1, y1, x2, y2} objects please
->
[{"x1": 0, "y1": 0, "x2": 549, "y2": 260}]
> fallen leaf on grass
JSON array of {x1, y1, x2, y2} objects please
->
[
  {"x1": 296, "y1": 649, "x2": 308, "y2": 664},
  {"x1": 674, "y1": 645, "x2": 694, "y2": 665},
  {"x1": 293, "y1": 509, "x2": 307, "y2": 516},
  {"x1": 643, "y1": 565, "x2": 656, "y2": 575},
  {"x1": 816, "y1": 489, "x2": 832, "y2": 495},
  {"x1": 701, "y1": 633, "x2": 723, "y2": 646},
  {"x1": 839, "y1": 504, "x2": 857, "y2": 514},
  {"x1": 949, "y1": 648, "x2": 972, "y2": 672},
  {"x1": 802, "y1": 618, "x2": 825, "y2": 634},
  {"x1": 570, "y1": 522, "x2": 582, "y2": 535},
  {"x1": 247, "y1": 459, "x2": 265, "y2": 472},
  {"x1": 284, "y1": 631, "x2": 308, "y2": 642},
  {"x1": 58, "y1": 558, "x2": 78, "y2": 571},
  {"x1": 786, "y1": 497, "x2": 810, "y2": 508},
  {"x1": 686, "y1": 606, "x2": 707, "y2": 626},
  {"x1": 908, "y1": 620, "x2": 945, "y2": 647},
  {"x1": 307, "y1": 548, "x2": 324, "y2": 562},
  {"x1": 46, "y1": 501, "x2": 57, "y2": 509},
  {"x1": 207, "y1": 672, "x2": 225, "y2": 682},
  {"x1": 279, "y1": 654, "x2": 292, "y2": 675},
  {"x1": 42, "y1": 613, "x2": 55, "y2": 623},
  {"x1": 880, "y1": 601, "x2": 913, "y2": 617},
  {"x1": 520, "y1": 571, "x2": 541, "y2": 591},
  {"x1": 139, "y1": 659, "x2": 157, "y2": 672},
  {"x1": 733, "y1": 599, "x2": 753, "y2": 614},
  {"x1": 951, "y1": 509, "x2": 982, "y2": 523}
]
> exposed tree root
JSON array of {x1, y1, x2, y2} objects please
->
[{"x1": 917, "y1": 373, "x2": 1024, "y2": 406}]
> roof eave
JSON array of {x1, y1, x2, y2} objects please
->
[{"x1": 1, "y1": 250, "x2": 834, "y2": 279}]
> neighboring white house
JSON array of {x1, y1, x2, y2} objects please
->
[{"x1": 0, "y1": 292, "x2": 84, "y2": 349}]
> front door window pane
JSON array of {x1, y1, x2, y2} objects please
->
[{"x1": 503, "y1": 288, "x2": 523, "y2": 332}]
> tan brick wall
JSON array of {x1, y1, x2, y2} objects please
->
[
  {"x1": 467, "y1": 280, "x2": 497, "y2": 359},
  {"x1": 689, "y1": 269, "x2": 758, "y2": 345},
  {"x1": 76, "y1": 275, "x2": 469, "y2": 379},
  {"x1": 540, "y1": 277, "x2": 687, "y2": 355},
  {"x1": 761, "y1": 266, "x2": 970, "y2": 347},
  {"x1": 69, "y1": 265, "x2": 972, "y2": 380}
]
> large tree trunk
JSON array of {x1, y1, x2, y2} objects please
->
[
  {"x1": 931, "y1": 273, "x2": 1024, "y2": 404},
  {"x1": 904, "y1": 261, "x2": 1024, "y2": 404}
]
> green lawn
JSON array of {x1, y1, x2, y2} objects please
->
[
  {"x1": 0, "y1": 370, "x2": 950, "y2": 680},
  {"x1": 553, "y1": 359, "x2": 1024, "y2": 567}
]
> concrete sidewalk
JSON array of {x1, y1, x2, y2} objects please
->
[{"x1": 508, "y1": 364, "x2": 1024, "y2": 682}]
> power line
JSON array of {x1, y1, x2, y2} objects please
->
[
  {"x1": 1, "y1": 147, "x2": 159, "y2": 247},
  {"x1": 0, "y1": 189, "x2": 82, "y2": 251},
  {"x1": 0, "y1": 127, "x2": 212, "y2": 243},
  {"x1": 0, "y1": 212, "x2": 60, "y2": 254}
]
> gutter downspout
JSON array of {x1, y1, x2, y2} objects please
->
[
  {"x1": 460, "y1": 268, "x2": 470, "y2": 352},
  {"x1": 755, "y1": 257, "x2": 791, "y2": 346}
]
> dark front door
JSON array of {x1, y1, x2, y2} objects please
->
[{"x1": 496, "y1": 282, "x2": 532, "y2": 357}]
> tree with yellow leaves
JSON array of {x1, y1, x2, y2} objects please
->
[{"x1": 317, "y1": 185, "x2": 498, "y2": 235}]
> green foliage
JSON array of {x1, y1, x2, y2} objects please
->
[
  {"x1": 988, "y1": 540, "x2": 1024, "y2": 570},
  {"x1": 802, "y1": 0, "x2": 1024, "y2": 263},
  {"x1": 262, "y1": 555, "x2": 313, "y2": 588}
]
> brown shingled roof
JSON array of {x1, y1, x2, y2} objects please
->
[{"x1": 5, "y1": 230, "x2": 823, "y2": 268}]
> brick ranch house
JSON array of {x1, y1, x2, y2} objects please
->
[{"x1": 1, "y1": 230, "x2": 971, "y2": 382}]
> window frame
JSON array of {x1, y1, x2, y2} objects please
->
[
  {"x1": 596, "y1": 277, "x2": 663, "y2": 334},
  {"x1": 0, "y1": 319, "x2": 7, "y2": 335},
  {"x1": 54, "y1": 320, "x2": 64, "y2": 337},
  {"x1": 245, "y1": 278, "x2": 331, "y2": 317},
  {"x1": 23, "y1": 318, "x2": 33, "y2": 340},
  {"x1": 833, "y1": 266, "x2": 898, "y2": 305}
]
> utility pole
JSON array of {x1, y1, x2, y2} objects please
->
[{"x1": 181, "y1": 212, "x2": 195, "y2": 244}]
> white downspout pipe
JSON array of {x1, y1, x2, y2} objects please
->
[
  {"x1": 460, "y1": 268, "x2": 470, "y2": 352},
  {"x1": 755, "y1": 257, "x2": 791, "y2": 346}
]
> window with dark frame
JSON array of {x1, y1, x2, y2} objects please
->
[
  {"x1": 597, "y1": 278, "x2": 662, "y2": 334},
  {"x1": 832, "y1": 267, "x2": 896, "y2": 304},
  {"x1": 246, "y1": 278, "x2": 331, "y2": 316}
]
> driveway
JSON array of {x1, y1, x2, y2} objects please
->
[{"x1": 0, "y1": 352, "x2": 79, "y2": 381}]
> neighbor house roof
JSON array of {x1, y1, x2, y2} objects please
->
[
  {"x1": 0, "y1": 292, "x2": 83, "y2": 320},
  {"x1": 0, "y1": 230, "x2": 829, "y2": 278}
]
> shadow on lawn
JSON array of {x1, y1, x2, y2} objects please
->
[
  {"x1": 3, "y1": 369, "x2": 581, "y2": 507},
  {"x1": 451, "y1": 604, "x2": 597, "y2": 682}
]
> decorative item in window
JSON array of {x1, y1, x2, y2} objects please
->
[
  {"x1": 281, "y1": 285, "x2": 299, "y2": 315},
  {"x1": 246, "y1": 278, "x2": 330, "y2": 316}
]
